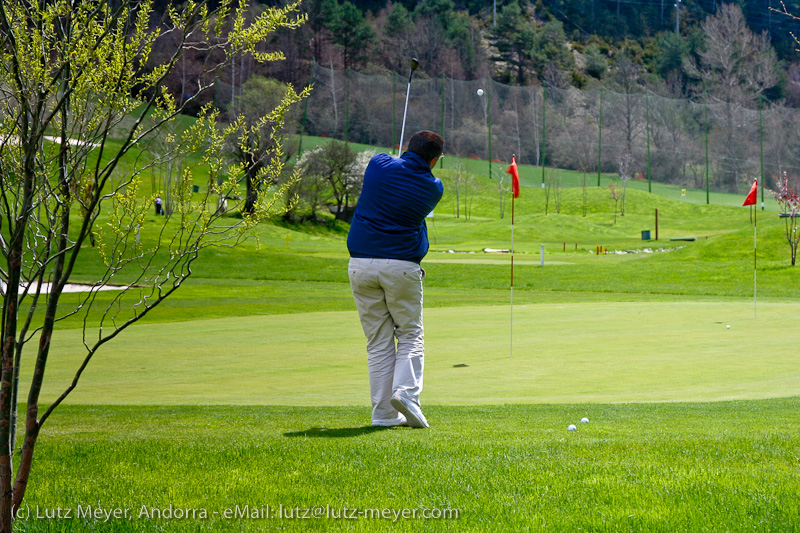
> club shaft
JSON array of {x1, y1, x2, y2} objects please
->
[{"x1": 398, "y1": 74, "x2": 413, "y2": 152}]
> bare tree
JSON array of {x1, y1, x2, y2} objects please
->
[
  {"x1": 608, "y1": 54, "x2": 645, "y2": 155},
  {"x1": 411, "y1": 16, "x2": 450, "y2": 76},
  {"x1": 649, "y1": 92, "x2": 694, "y2": 186},
  {"x1": 686, "y1": 4, "x2": 777, "y2": 105},
  {"x1": 544, "y1": 172, "x2": 562, "y2": 215},
  {"x1": 617, "y1": 150, "x2": 634, "y2": 216},
  {"x1": 552, "y1": 91, "x2": 597, "y2": 216},
  {"x1": 451, "y1": 163, "x2": 465, "y2": 218},
  {"x1": 0, "y1": 0, "x2": 308, "y2": 529},
  {"x1": 610, "y1": 183, "x2": 619, "y2": 225},
  {"x1": 377, "y1": 3, "x2": 417, "y2": 74},
  {"x1": 684, "y1": 3, "x2": 778, "y2": 192},
  {"x1": 772, "y1": 172, "x2": 800, "y2": 266},
  {"x1": 498, "y1": 175, "x2": 508, "y2": 219},
  {"x1": 465, "y1": 173, "x2": 477, "y2": 221}
]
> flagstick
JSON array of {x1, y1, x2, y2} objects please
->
[
  {"x1": 507, "y1": 155, "x2": 519, "y2": 360},
  {"x1": 754, "y1": 205, "x2": 757, "y2": 318},
  {"x1": 510, "y1": 190, "x2": 515, "y2": 359}
]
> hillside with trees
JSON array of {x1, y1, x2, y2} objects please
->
[
  {"x1": 148, "y1": 0, "x2": 800, "y2": 112},
  {"x1": 135, "y1": 0, "x2": 800, "y2": 221}
]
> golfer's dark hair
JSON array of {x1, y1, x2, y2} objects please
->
[{"x1": 407, "y1": 130, "x2": 444, "y2": 164}]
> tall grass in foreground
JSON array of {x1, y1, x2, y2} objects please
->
[{"x1": 16, "y1": 400, "x2": 800, "y2": 532}]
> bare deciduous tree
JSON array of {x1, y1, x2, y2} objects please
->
[
  {"x1": 610, "y1": 183, "x2": 619, "y2": 225},
  {"x1": 684, "y1": 3, "x2": 778, "y2": 192},
  {"x1": 545, "y1": 172, "x2": 562, "y2": 215},
  {"x1": 772, "y1": 172, "x2": 800, "y2": 266},
  {"x1": 617, "y1": 150, "x2": 634, "y2": 216},
  {"x1": 451, "y1": 164, "x2": 464, "y2": 218},
  {"x1": 498, "y1": 175, "x2": 508, "y2": 219},
  {"x1": 685, "y1": 4, "x2": 778, "y2": 105}
]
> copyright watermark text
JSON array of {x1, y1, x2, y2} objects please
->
[{"x1": 15, "y1": 504, "x2": 459, "y2": 523}]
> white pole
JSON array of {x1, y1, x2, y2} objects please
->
[
  {"x1": 754, "y1": 207, "x2": 757, "y2": 318},
  {"x1": 510, "y1": 286, "x2": 513, "y2": 359}
]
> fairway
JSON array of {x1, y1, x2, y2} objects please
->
[
  {"x1": 10, "y1": 152, "x2": 800, "y2": 533},
  {"x1": 41, "y1": 300, "x2": 799, "y2": 407}
]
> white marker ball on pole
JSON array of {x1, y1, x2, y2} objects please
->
[{"x1": 477, "y1": 88, "x2": 484, "y2": 96}]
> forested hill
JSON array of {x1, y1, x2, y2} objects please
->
[
  {"x1": 148, "y1": 0, "x2": 800, "y2": 114},
  {"x1": 349, "y1": 0, "x2": 799, "y2": 55}
]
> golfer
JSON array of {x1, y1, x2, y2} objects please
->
[{"x1": 347, "y1": 130, "x2": 444, "y2": 428}]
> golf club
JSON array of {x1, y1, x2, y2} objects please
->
[{"x1": 398, "y1": 57, "x2": 419, "y2": 154}]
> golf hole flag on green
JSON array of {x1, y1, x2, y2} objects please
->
[
  {"x1": 507, "y1": 156, "x2": 520, "y2": 358},
  {"x1": 743, "y1": 179, "x2": 758, "y2": 206},
  {"x1": 743, "y1": 178, "x2": 758, "y2": 317}
]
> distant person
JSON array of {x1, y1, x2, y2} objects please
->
[
  {"x1": 155, "y1": 196, "x2": 163, "y2": 215},
  {"x1": 347, "y1": 130, "x2": 444, "y2": 428}
]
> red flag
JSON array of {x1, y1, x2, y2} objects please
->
[
  {"x1": 507, "y1": 157, "x2": 520, "y2": 198},
  {"x1": 742, "y1": 179, "x2": 758, "y2": 206}
]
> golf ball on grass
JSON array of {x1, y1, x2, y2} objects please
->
[
  {"x1": 726, "y1": 325, "x2": 730, "y2": 329},
  {"x1": 477, "y1": 88, "x2": 484, "y2": 96},
  {"x1": 568, "y1": 424, "x2": 577, "y2": 431},
  {"x1": 581, "y1": 417, "x2": 589, "y2": 424}
]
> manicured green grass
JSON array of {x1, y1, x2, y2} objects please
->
[
  {"x1": 37, "y1": 301, "x2": 800, "y2": 405},
  {"x1": 12, "y1": 131, "x2": 800, "y2": 532},
  {"x1": 18, "y1": 400, "x2": 800, "y2": 531},
  {"x1": 54, "y1": 183, "x2": 796, "y2": 333}
]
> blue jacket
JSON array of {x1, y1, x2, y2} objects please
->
[{"x1": 348, "y1": 152, "x2": 444, "y2": 263}]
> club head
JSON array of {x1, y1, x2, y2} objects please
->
[{"x1": 410, "y1": 58, "x2": 419, "y2": 71}]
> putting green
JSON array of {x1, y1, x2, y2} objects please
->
[{"x1": 37, "y1": 300, "x2": 799, "y2": 406}]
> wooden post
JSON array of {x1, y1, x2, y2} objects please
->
[{"x1": 655, "y1": 208, "x2": 659, "y2": 241}]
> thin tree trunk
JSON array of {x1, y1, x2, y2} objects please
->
[
  {"x1": 231, "y1": 57, "x2": 236, "y2": 114},
  {"x1": 244, "y1": 161, "x2": 262, "y2": 214},
  {"x1": 0, "y1": 129, "x2": 37, "y2": 530},
  {"x1": 15, "y1": 222, "x2": 70, "y2": 513},
  {"x1": 1, "y1": 262, "x2": 20, "y2": 532},
  {"x1": 14, "y1": 95, "x2": 74, "y2": 509},
  {"x1": 330, "y1": 60, "x2": 338, "y2": 136}
]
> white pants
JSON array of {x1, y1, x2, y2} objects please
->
[{"x1": 348, "y1": 258, "x2": 425, "y2": 423}]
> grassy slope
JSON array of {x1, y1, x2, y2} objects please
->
[{"x1": 57, "y1": 179, "x2": 797, "y2": 329}]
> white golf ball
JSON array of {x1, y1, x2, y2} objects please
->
[
  {"x1": 726, "y1": 325, "x2": 730, "y2": 329},
  {"x1": 568, "y1": 424, "x2": 577, "y2": 431},
  {"x1": 477, "y1": 88, "x2": 484, "y2": 96},
  {"x1": 581, "y1": 417, "x2": 589, "y2": 424}
]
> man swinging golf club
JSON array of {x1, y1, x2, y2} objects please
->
[{"x1": 347, "y1": 130, "x2": 444, "y2": 428}]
